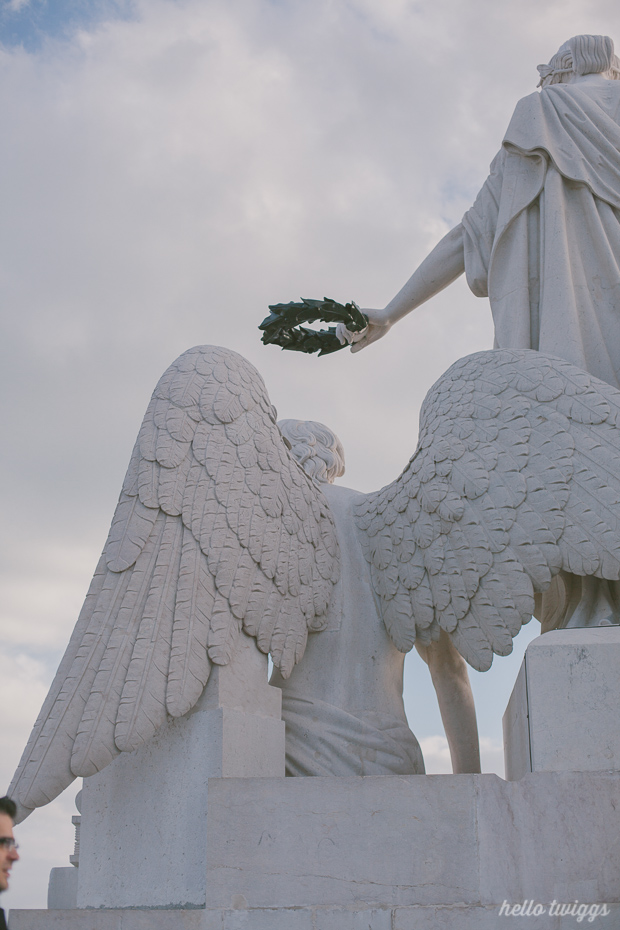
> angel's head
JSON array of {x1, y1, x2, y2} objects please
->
[
  {"x1": 278, "y1": 419, "x2": 345, "y2": 484},
  {"x1": 537, "y1": 35, "x2": 620, "y2": 87}
]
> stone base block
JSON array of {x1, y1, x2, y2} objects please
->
[
  {"x1": 47, "y1": 867, "x2": 78, "y2": 909},
  {"x1": 9, "y1": 904, "x2": 620, "y2": 929},
  {"x1": 76, "y1": 633, "x2": 285, "y2": 909},
  {"x1": 10, "y1": 770, "x2": 619, "y2": 926},
  {"x1": 503, "y1": 628, "x2": 620, "y2": 780},
  {"x1": 203, "y1": 771, "x2": 619, "y2": 909}
]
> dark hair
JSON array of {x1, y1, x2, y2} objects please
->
[{"x1": 0, "y1": 797, "x2": 16, "y2": 821}]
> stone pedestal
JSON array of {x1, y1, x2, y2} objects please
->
[
  {"x1": 46, "y1": 868, "x2": 78, "y2": 909},
  {"x1": 69, "y1": 632, "x2": 284, "y2": 909},
  {"x1": 503, "y1": 627, "x2": 620, "y2": 781},
  {"x1": 10, "y1": 772, "x2": 620, "y2": 929},
  {"x1": 15, "y1": 628, "x2": 620, "y2": 928}
]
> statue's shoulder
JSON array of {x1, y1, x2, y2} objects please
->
[
  {"x1": 510, "y1": 89, "x2": 544, "y2": 119},
  {"x1": 502, "y1": 90, "x2": 546, "y2": 150}
]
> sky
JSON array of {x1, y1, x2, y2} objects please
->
[{"x1": 0, "y1": 0, "x2": 618, "y2": 911}]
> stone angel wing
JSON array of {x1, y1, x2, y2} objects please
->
[
  {"x1": 10, "y1": 345, "x2": 339, "y2": 818},
  {"x1": 357, "y1": 349, "x2": 620, "y2": 671}
]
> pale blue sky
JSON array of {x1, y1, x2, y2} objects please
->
[{"x1": 0, "y1": 0, "x2": 134, "y2": 50}]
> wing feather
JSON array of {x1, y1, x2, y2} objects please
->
[
  {"x1": 11, "y1": 346, "x2": 339, "y2": 816},
  {"x1": 105, "y1": 493, "x2": 159, "y2": 572},
  {"x1": 114, "y1": 515, "x2": 184, "y2": 752},
  {"x1": 8, "y1": 556, "x2": 117, "y2": 817},
  {"x1": 166, "y1": 528, "x2": 213, "y2": 717},
  {"x1": 357, "y1": 349, "x2": 620, "y2": 670},
  {"x1": 70, "y1": 512, "x2": 170, "y2": 775}
]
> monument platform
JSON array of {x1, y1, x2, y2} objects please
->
[
  {"x1": 503, "y1": 628, "x2": 620, "y2": 779},
  {"x1": 10, "y1": 903, "x2": 620, "y2": 929},
  {"x1": 9, "y1": 630, "x2": 620, "y2": 929},
  {"x1": 8, "y1": 771, "x2": 620, "y2": 928}
]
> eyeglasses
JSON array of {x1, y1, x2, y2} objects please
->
[{"x1": 0, "y1": 838, "x2": 18, "y2": 851}]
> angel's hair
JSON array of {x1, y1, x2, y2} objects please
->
[
  {"x1": 537, "y1": 35, "x2": 620, "y2": 87},
  {"x1": 278, "y1": 419, "x2": 345, "y2": 484},
  {"x1": 0, "y1": 797, "x2": 16, "y2": 821}
]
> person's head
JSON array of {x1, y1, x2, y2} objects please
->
[
  {"x1": 278, "y1": 419, "x2": 345, "y2": 484},
  {"x1": 537, "y1": 35, "x2": 620, "y2": 87},
  {"x1": 0, "y1": 797, "x2": 19, "y2": 893}
]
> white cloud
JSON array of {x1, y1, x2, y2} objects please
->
[
  {"x1": 419, "y1": 735, "x2": 453, "y2": 774},
  {"x1": 479, "y1": 737, "x2": 506, "y2": 778},
  {"x1": 420, "y1": 735, "x2": 504, "y2": 776}
]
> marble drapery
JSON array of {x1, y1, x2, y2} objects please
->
[
  {"x1": 282, "y1": 694, "x2": 424, "y2": 777},
  {"x1": 463, "y1": 81, "x2": 620, "y2": 390}
]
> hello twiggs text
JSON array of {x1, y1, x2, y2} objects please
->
[{"x1": 499, "y1": 900, "x2": 611, "y2": 922}]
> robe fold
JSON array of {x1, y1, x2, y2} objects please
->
[
  {"x1": 281, "y1": 694, "x2": 424, "y2": 777},
  {"x1": 462, "y1": 81, "x2": 620, "y2": 389}
]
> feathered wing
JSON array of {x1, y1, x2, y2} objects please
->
[
  {"x1": 10, "y1": 346, "x2": 339, "y2": 819},
  {"x1": 356, "y1": 349, "x2": 620, "y2": 672}
]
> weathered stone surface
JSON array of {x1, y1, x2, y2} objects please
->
[
  {"x1": 502, "y1": 658, "x2": 529, "y2": 781},
  {"x1": 477, "y1": 772, "x2": 620, "y2": 905},
  {"x1": 8, "y1": 911, "x2": 220, "y2": 929},
  {"x1": 504, "y1": 628, "x2": 620, "y2": 779},
  {"x1": 47, "y1": 867, "x2": 78, "y2": 909},
  {"x1": 217, "y1": 908, "x2": 314, "y2": 930},
  {"x1": 77, "y1": 636, "x2": 284, "y2": 909},
  {"x1": 393, "y1": 904, "x2": 620, "y2": 929},
  {"x1": 204, "y1": 772, "x2": 620, "y2": 909},
  {"x1": 9, "y1": 912, "x2": 124, "y2": 930},
  {"x1": 11, "y1": 903, "x2": 620, "y2": 930},
  {"x1": 206, "y1": 774, "x2": 480, "y2": 909},
  {"x1": 22, "y1": 772, "x2": 617, "y2": 924},
  {"x1": 310, "y1": 908, "x2": 392, "y2": 930}
]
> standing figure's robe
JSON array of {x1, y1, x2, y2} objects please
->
[
  {"x1": 463, "y1": 81, "x2": 620, "y2": 628},
  {"x1": 463, "y1": 80, "x2": 620, "y2": 390}
]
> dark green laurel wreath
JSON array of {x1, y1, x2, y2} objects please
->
[{"x1": 259, "y1": 298, "x2": 368, "y2": 356}]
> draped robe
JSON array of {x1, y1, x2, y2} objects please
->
[
  {"x1": 462, "y1": 80, "x2": 620, "y2": 390},
  {"x1": 271, "y1": 483, "x2": 425, "y2": 777}
]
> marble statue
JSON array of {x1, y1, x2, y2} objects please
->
[
  {"x1": 9, "y1": 342, "x2": 620, "y2": 820},
  {"x1": 340, "y1": 33, "x2": 620, "y2": 629},
  {"x1": 344, "y1": 34, "x2": 620, "y2": 381},
  {"x1": 274, "y1": 420, "x2": 480, "y2": 778}
]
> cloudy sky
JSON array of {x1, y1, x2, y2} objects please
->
[{"x1": 1, "y1": 0, "x2": 618, "y2": 911}]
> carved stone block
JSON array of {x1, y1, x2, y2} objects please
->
[
  {"x1": 76, "y1": 634, "x2": 284, "y2": 909},
  {"x1": 503, "y1": 628, "x2": 620, "y2": 779}
]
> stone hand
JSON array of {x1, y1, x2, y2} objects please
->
[{"x1": 344, "y1": 308, "x2": 391, "y2": 353}]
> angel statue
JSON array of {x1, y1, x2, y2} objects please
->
[
  {"x1": 339, "y1": 33, "x2": 620, "y2": 630},
  {"x1": 8, "y1": 341, "x2": 620, "y2": 821},
  {"x1": 273, "y1": 418, "x2": 480, "y2": 778}
]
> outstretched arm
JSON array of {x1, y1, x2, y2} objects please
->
[
  {"x1": 351, "y1": 224, "x2": 465, "y2": 352},
  {"x1": 416, "y1": 629, "x2": 481, "y2": 774}
]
